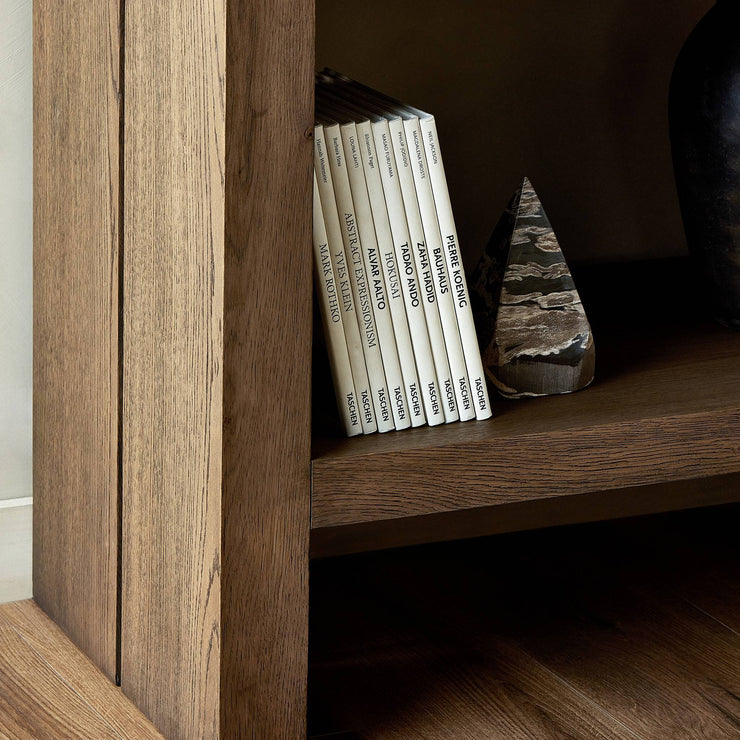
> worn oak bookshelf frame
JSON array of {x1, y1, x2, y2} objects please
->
[{"x1": 33, "y1": 1, "x2": 740, "y2": 739}]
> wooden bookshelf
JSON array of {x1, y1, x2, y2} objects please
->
[{"x1": 32, "y1": 1, "x2": 740, "y2": 739}]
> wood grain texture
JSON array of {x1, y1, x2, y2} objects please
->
[
  {"x1": 309, "y1": 506, "x2": 740, "y2": 738},
  {"x1": 493, "y1": 514, "x2": 740, "y2": 738},
  {"x1": 310, "y1": 537, "x2": 636, "y2": 739},
  {"x1": 121, "y1": 2, "x2": 225, "y2": 737},
  {"x1": 0, "y1": 600, "x2": 164, "y2": 739},
  {"x1": 0, "y1": 606, "x2": 120, "y2": 740},
  {"x1": 312, "y1": 321, "x2": 740, "y2": 528},
  {"x1": 311, "y1": 473, "x2": 740, "y2": 557},
  {"x1": 222, "y1": 0, "x2": 314, "y2": 737},
  {"x1": 33, "y1": 0, "x2": 120, "y2": 681}
]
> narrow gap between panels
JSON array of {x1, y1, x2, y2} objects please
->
[{"x1": 115, "y1": 0, "x2": 126, "y2": 689}]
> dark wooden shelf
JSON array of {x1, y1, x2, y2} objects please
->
[
  {"x1": 311, "y1": 261, "x2": 740, "y2": 556},
  {"x1": 308, "y1": 505, "x2": 740, "y2": 739}
]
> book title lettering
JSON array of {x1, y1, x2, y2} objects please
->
[
  {"x1": 332, "y1": 136, "x2": 343, "y2": 168},
  {"x1": 319, "y1": 242, "x2": 340, "y2": 324},
  {"x1": 428, "y1": 382, "x2": 440, "y2": 416},
  {"x1": 458, "y1": 377, "x2": 471, "y2": 411},
  {"x1": 348, "y1": 135, "x2": 360, "y2": 170},
  {"x1": 394, "y1": 387, "x2": 406, "y2": 420},
  {"x1": 334, "y1": 249, "x2": 353, "y2": 312},
  {"x1": 416, "y1": 242, "x2": 435, "y2": 305},
  {"x1": 384, "y1": 252, "x2": 401, "y2": 301},
  {"x1": 366, "y1": 247, "x2": 386, "y2": 310},
  {"x1": 364, "y1": 134, "x2": 375, "y2": 170},
  {"x1": 381, "y1": 133, "x2": 394, "y2": 178},
  {"x1": 444, "y1": 379, "x2": 456, "y2": 414},
  {"x1": 446, "y1": 235, "x2": 468, "y2": 308},
  {"x1": 400, "y1": 243, "x2": 420, "y2": 308},
  {"x1": 376, "y1": 387, "x2": 390, "y2": 423},
  {"x1": 396, "y1": 130, "x2": 409, "y2": 168},
  {"x1": 426, "y1": 129, "x2": 439, "y2": 165},
  {"x1": 408, "y1": 383, "x2": 421, "y2": 418},
  {"x1": 346, "y1": 392, "x2": 359, "y2": 427},
  {"x1": 345, "y1": 213, "x2": 377, "y2": 348},
  {"x1": 316, "y1": 136, "x2": 330, "y2": 184},
  {"x1": 412, "y1": 130, "x2": 426, "y2": 179},
  {"x1": 361, "y1": 389, "x2": 373, "y2": 426},
  {"x1": 432, "y1": 247, "x2": 449, "y2": 294}
]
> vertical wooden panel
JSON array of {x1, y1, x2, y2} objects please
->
[
  {"x1": 121, "y1": 1, "x2": 224, "y2": 738},
  {"x1": 222, "y1": 0, "x2": 314, "y2": 737},
  {"x1": 33, "y1": 0, "x2": 120, "y2": 681}
]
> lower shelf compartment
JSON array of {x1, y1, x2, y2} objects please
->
[{"x1": 308, "y1": 503, "x2": 740, "y2": 739}]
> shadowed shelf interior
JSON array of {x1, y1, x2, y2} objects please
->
[{"x1": 308, "y1": 504, "x2": 740, "y2": 739}]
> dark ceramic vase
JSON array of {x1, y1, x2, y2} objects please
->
[{"x1": 669, "y1": 0, "x2": 740, "y2": 329}]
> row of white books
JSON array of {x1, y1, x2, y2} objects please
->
[{"x1": 312, "y1": 71, "x2": 492, "y2": 436}]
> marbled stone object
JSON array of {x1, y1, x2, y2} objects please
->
[{"x1": 471, "y1": 178, "x2": 595, "y2": 398}]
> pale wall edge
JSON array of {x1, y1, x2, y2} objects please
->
[{"x1": 0, "y1": 502, "x2": 33, "y2": 604}]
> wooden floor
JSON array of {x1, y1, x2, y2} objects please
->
[
  {"x1": 309, "y1": 503, "x2": 740, "y2": 739},
  {"x1": 0, "y1": 600, "x2": 163, "y2": 740}
]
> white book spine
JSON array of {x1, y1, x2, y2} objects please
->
[
  {"x1": 419, "y1": 116, "x2": 493, "y2": 421},
  {"x1": 339, "y1": 122, "x2": 411, "y2": 431},
  {"x1": 389, "y1": 117, "x2": 459, "y2": 424},
  {"x1": 372, "y1": 119, "x2": 445, "y2": 427},
  {"x1": 324, "y1": 124, "x2": 394, "y2": 433},
  {"x1": 314, "y1": 125, "x2": 377, "y2": 434},
  {"x1": 356, "y1": 119, "x2": 424, "y2": 427},
  {"x1": 312, "y1": 174, "x2": 363, "y2": 436},
  {"x1": 403, "y1": 116, "x2": 475, "y2": 422}
]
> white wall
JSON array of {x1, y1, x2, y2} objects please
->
[{"x1": 0, "y1": 0, "x2": 32, "y2": 602}]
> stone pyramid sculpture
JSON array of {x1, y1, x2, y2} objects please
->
[{"x1": 471, "y1": 178, "x2": 595, "y2": 398}]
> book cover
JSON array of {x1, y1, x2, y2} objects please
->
[
  {"x1": 314, "y1": 123, "x2": 378, "y2": 434},
  {"x1": 386, "y1": 115, "x2": 460, "y2": 423},
  {"x1": 312, "y1": 173, "x2": 363, "y2": 436},
  {"x1": 402, "y1": 114, "x2": 474, "y2": 422},
  {"x1": 418, "y1": 115, "x2": 493, "y2": 420},
  {"x1": 317, "y1": 84, "x2": 426, "y2": 428},
  {"x1": 371, "y1": 115, "x2": 444, "y2": 427},
  {"x1": 320, "y1": 119, "x2": 395, "y2": 433},
  {"x1": 318, "y1": 71, "x2": 484, "y2": 421},
  {"x1": 327, "y1": 113, "x2": 412, "y2": 431}
]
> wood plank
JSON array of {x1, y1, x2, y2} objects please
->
[
  {"x1": 221, "y1": 0, "x2": 314, "y2": 737},
  {"x1": 311, "y1": 473, "x2": 740, "y2": 557},
  {"x1": 487, "y1": 523, "x2": 740, "y2": 738},
  {"x1": 309, "y1": 543, "x2": 637, "y2": 739},
  {"x1": 120, "y1": 2, "x2": 225, "y2": 737},
  {"x1": 312, "y1": 322, "x2": 740, "y2": 529},
  {"x1": 33, "y1": 0, "x2": 121, "y2": 681},
  {"x1": 1, "y1": 601, "x2": 164, "y2": 740},
  {"x1": 309, "y1": 507, "x2": 740, "y2": 739},
  {"x1": 0, "y1": 606, "x2": 122, "y2": 739},
  {"x1": 311, "y1": 636, "x2": 638, "y2": 739}
]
